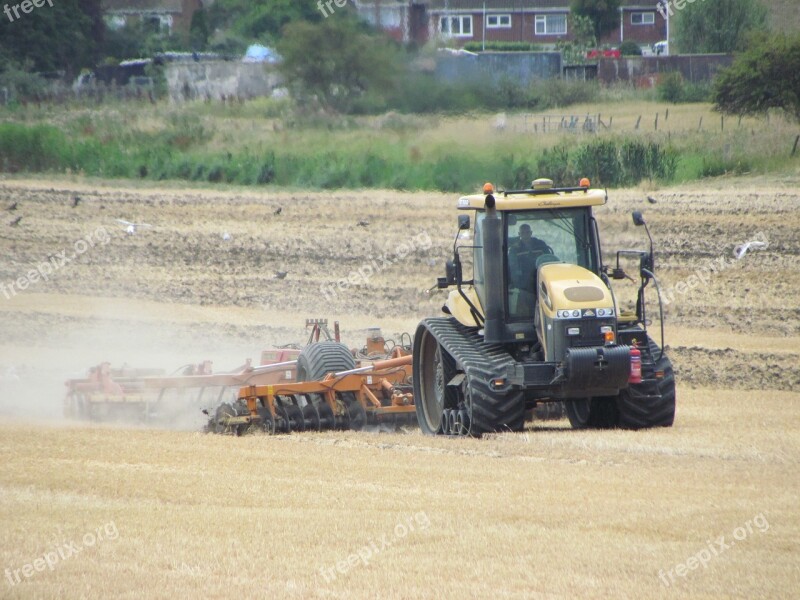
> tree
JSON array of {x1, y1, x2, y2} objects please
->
[
  {"x1": 674, "y1": 0, "x2": 767, "y2": 54},
  {"x1": 208, "y1": 0, "x2": 323, "y2": 43},
  {"x1": 189, "y1": 7, "x2": 210, "y2": 50},
  {"x1": 713, "y1": 34, "x2": 800, "y2": 122},
  {"x1": 0, "y1": 0, "x2": 103, "y2": 74},
  {"x1": 276, "y1": 17, "x2": 400, "y2": 113},
  {"x1": 571, "y1": 0, "x2": 621, "y2": 41}
]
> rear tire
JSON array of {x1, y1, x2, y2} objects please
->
[
  {"x1": 565, "y1": 398, "x2": 617, "y2": 429},
  {"x1": 616, "y1": 339, "x2": 676, "y2": 429}
]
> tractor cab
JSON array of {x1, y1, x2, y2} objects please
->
[{"x1": 439, "y1": 179, "x2": 611, "y2": 355}]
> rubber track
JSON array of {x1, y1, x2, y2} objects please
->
[{"x1": 420, "y1": 317, "x2": 525, "y2": 435}]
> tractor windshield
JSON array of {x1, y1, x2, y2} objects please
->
[{"x1": 506, "y1": 208, "x2": 596, "y2": 320}]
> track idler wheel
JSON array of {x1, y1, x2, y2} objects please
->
[{"x1": 455, "y1": 409, "x2": 469, "y2": 435}]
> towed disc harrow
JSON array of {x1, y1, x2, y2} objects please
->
[{"x1": 207, "y1": 341, "x2": 416, "y2": 436}]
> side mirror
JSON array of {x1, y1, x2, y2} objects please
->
[
  {"x1": 445, "y1": 259, "x2": 461, "y2": 285},
  {"x1": 458, "y1": 214, "x2": 470, "y2": 230},
  {"x1": 632, "y1": 210, "x2": 646, "y2": 227}
]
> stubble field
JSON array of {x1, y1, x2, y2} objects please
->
[{"x1": 0, "y1": 175, "x2": 798, "y2": 598}]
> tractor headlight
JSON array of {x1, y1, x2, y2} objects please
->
[
  {"x1": 556, "y1": 310, "x2": 581, "y2": 319},
  {"x1": 596, "y1": 308, "x2": 615, "y2": 317}
]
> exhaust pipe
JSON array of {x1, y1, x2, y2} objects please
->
[{"x1": 482, "y1": 193, "x2": 506, "y2": 344}]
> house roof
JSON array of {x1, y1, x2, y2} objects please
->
[
  {"x1": 102, "y1": 0, "x2": 184, "y2": 13},
  {"x1": 422, "y1": 0, "x2": 658, "y2": 9}
]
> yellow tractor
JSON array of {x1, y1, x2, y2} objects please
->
[{"x1": 413, "y1": 178, "x2": 675, "y2": 436}]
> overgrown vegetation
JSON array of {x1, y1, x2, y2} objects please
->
[
  {"x1": 713, "y1": 33, "x2": 800, "y2": 122},
  {"x1": 9, "y1": 97, "x2": 792, "y2": 192},
  {"x1": 657, "y1": 73, "x2": 712, "y2": 104},
  {"x1": 674, "y1": 0, "x2": 768, "y2": 53},
  {"x1": 538, "y1": 140, "x2": 677, "y2": 187}
]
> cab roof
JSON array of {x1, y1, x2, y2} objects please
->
[{"x1": 457, "y1": 187, "x2": 607, "y2": 211}]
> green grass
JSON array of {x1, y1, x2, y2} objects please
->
[{"x1": 0, "y1": 95, "x2": 797, "y2": 191}]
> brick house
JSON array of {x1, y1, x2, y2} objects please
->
[
  {"x1": 102, "y1": 0, "x2": 205, "y2": 35},
  {"x1": 354, "y1": 0, "x2": 667, "y2": 49}
]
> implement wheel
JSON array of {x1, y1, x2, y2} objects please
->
[{"x1": 296, "y1": 342, "x2": 356, "y2": 381}]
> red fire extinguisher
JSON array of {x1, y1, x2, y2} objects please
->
[{"x1": 629, "y1": 343, "x2": 642, "y2": 384}]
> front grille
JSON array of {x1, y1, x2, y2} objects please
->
[{"x1": 564, "y1": 319, "x2": 612, "y2": 348}]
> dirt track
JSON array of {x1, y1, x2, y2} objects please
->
[{"x1": 0, "y1": 176, "x2": 799, "y2": 598}]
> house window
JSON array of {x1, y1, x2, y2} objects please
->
[
  {"x1": 440, "y1": 15, "x2": 473, "y2": 37},
  {"x1": 534, "y1": 14, "x2": 567, "y2": 36},
  {"x1": 631, "y1": 12, "x2": 655, "y2": 25},
  {"x1": 486, "y1": 14, "x2": 512, "y2": 29}
]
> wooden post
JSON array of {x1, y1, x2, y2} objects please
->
[
  {"x1": 698, "y1": 116, "x2": 703, "y2": 131},
  {"x1": 665, "y1": 108, "x2": 669, "y2": 121},
  {"x1": 721, "y1": 115, "x2": 724, "y2": 132},
  {"x1": 635, "y1": 115, "x2": 642, "y2": 130},
  {"x1": 655, "y1": 113, "x2": 659, "y2": 131},
  {"x1": 792, "y1": 135, "x2": 800, "y2": 157}
]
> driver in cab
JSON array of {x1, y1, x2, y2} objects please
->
[{"x1": 509, "y1": 224, "x2": 551, "y2": 314}]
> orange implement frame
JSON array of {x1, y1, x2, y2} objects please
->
[{"x1": 234, "y1": 355, "x2": 414, "y2": 430}]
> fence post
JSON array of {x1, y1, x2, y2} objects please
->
[
  {"x1": 698, "y1": 116, "x2": 703, "y2": 131},
  {"x1": 792, "y1": 135, "x2": 800, "y2": 157},
  {"x1": 655, "y1": 113, "x2": 659, "y2": 131},
  {"x1": 635, "y1": 115, "x2": 642, "y2": 130}
]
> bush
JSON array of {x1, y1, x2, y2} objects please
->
[
  {"x1": 619, "y1": 41, "x2": 643, "y2": 56},
  {"x1": 0, "y1": 64, "x2": 49, "y2": 103},
  {"x1": 657, "y1": 72, "x2": 712, "y2": 104},
  {"x1": 657, "y1": 72, "x2": 685, "y2": 103}
]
